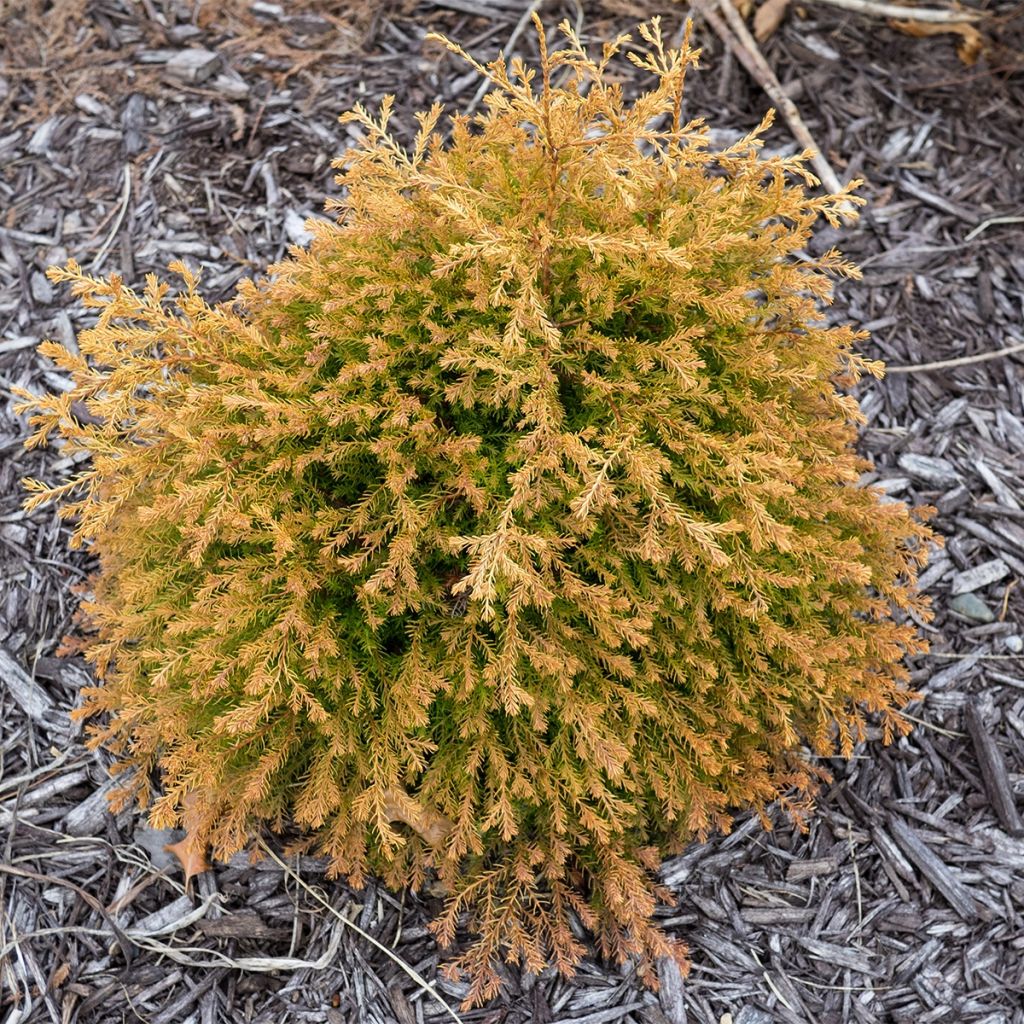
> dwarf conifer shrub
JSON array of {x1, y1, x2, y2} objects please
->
[{"x1": 20, "y1": 18, "x2": 932, "y2": 1004}]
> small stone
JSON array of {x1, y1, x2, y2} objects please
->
[
  {"x1": 166, "y1": 48, "x2": 221, "y2": 86},
  {"x1": 285, "y1": 209, "x2": 313, "y2": 246},
  {"x1": 30, "y1": 271, "x2": 54, "y2": 304},
  {"x1": 950, "y1": 593, "x2": 995, "y2": 623},
  {"x1": 251, "y1": 1, "x2": 285, "y2": 15},
  {"x1": 1004, "y1": 635, "x2": 1023, "y2": 654},
  {"x1": 897, "y1": 453, "x2": 960, "y2": 488},
  {"x1": 950, "y1": 558, "x2": 1010, "y2": 595}
]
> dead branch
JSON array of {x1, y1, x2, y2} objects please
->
[{"x1": 693, "y1": 0, "x2": 846, "y2": 198}]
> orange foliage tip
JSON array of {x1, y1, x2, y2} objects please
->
[{"x1": 20, "y1": 15, "x2": 932, "y2": 1008}]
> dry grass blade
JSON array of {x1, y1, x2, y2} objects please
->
[
  {"x1": 0, "y1": 862, "x2": 136, "y2": 967},
  {"x1": 255, "y1": 838, "x2": 464, "y2": 1024},
  {"x1": 884, "y1": 339, "x2": 1024, "y2": 373},
  {"x1": 964, "y1": 215, "x2": 1024, "y2": 241},
  {"x1": 91, "y1": 164, "x2": 133, "y2": 273},
  {"x1": 126, "y1": 915, "x2": 345, "y2": 970}
]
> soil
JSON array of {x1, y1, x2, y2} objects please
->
[{"x1": 2, "y1": 1, "x2": 1024, "y2": 1022}]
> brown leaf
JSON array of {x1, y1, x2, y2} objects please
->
[
  {"x1": 754, "y1": 0, "x2": 791, "y2": 41},
  {"x1": 381, "y1": 787, "x2": 452, "y2": 846},
  {"x1": 890, "y1": 19, "x2": 985, "y2": 66},
  {"x1": 49, "y1": 962, "x2": 71, "y2": 991},
  {"x1": 733, "y1": 0, "x2": 755, "y2": 19},
  {"x1": 164, "y1": 833, "x2": 211, "y2": 885},
  {"x1": 163, "y1": 790, "x2": 212, "y2": 884}
]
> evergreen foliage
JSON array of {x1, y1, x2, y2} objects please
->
[{"x1": 19, "y1": 18, "x2": 933, "y2": 1004}]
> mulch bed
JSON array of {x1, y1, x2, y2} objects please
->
[{"x1": 2, "y1": 1, "x2": 1024, "y2": 1022}]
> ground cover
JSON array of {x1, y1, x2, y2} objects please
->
[{"x1": 1, "y1": 2, "x2": 1023, "y2": 1021}]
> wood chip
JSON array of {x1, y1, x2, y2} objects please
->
[
  {"x1": 165, "y1": 48, "x2": 221, "y2": 85},
  {"x1": 0, "y1": 646, "x2": 56, "y2": 725},
  {"x1": 657, "y1": 957, "x2": 686, "y2": 1024},
  {"x1": 964, "y1": 700, "x2": 1024, "y2": 836},
  {"x1": 887, "y1": 816, "x2": 985, "y2": 921},
  {"x1": 785, "y1": 857, "x2": 838, "y2": 881},
  {"x1": 796, "y1": 936, "x2": 875, "y2": 974},
  {"x1": 897, "y1": 453, "x2": 960, "y2": 488},
  {"x1": 950, "y1": 558, "x2": 1011, "y2": 595}
]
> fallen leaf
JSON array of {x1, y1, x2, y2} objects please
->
[
  {"x1": 754, "y1": 0, "x2": 791, "y2": 41},
  {"x1": 733, "y1": 0, "x2": 754, "y2": 19},
  {"x1": 890, "y1": 19, "x2": 985, "y2": 66},
  {"x1": 381, "y1": 787, "x2": 452, "y2": 846},
  {"x1": 162, "y1": 790, "x2": 212, "y2": 885},
  {"x1": 164, "y1": 832, "x2": 211, "y2": 885},
  {"x1": 49, "y1": 962, "x2": 71, "y2": 990}
]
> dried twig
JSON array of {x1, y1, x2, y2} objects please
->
[
  {"x1": 964, "y1": 214, "x2": 1024, "y2": 242},
  {"x1": 884, "y1": 339, "x2": 1024, "y2": 373},
  {"x1": 805, "y1": 0, "x2": 984, "y2": 23},
  {"x1": 464, "y1": 0, "x2": 544, "y2": 117},
  {"x1": 692, "y1": 0, "x2": 846, "y2": 198},
  {"x1": 256, "y1": 838, "x2": 464, "y2": 1024},
  {"x1": 92, "y1": 163, "x2": 132, "y2": 273}
]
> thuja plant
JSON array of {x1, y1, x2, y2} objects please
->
[{"x1": 20, "y1": 18, "x2": 932, "y2": 1004}]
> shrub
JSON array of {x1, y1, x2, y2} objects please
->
[{"x1": 19, "y1": 17, "x2": 932, "y2": 1005}]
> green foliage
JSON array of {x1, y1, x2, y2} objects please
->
[{"x1": 19, "y1": 17, "x2": 932, "y2": 1005}]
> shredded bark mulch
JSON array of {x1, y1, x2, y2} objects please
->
[{"x1": 2, "y1": 1, "x2": 1024, "y2": 1022}]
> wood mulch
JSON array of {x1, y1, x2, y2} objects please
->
[{"x1": 2, "y1": 1, "x2": 1024, "y2": 1022}]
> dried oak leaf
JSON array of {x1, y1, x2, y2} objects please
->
[
  {"x1": 754, "y1": 0, "x2": 791, "y2": 41},
  {"x1": 164, "y1": 832, "x2": 211, "y2": 885},
  {"x1": 163, "y1": 791, "x2": 212, "y2": 884},
  {"x1": 890, "y1": 19, "x2": 985, "y2": 66}
]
